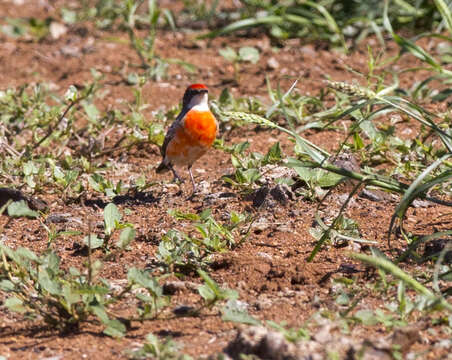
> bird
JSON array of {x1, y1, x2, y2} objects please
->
[{"x1": 156, "y1": 83, "x2": 218, "y2": 196}]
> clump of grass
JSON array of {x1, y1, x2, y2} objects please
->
[
  {"x1": 126, "y1": 333, "x2": 192, "y2": 360},
  {"x1": 64, "y1": 0, "x2": 195, "y2": 81},
  {"x1": 0, "y1": 243, "x2": 169, "y2": 337},
  {"x1": 201, "y1": 0, "x2": 451, "y2": 49},
  {"x1": 157, "y1": 208, "x2": 253, "y2": 271}
]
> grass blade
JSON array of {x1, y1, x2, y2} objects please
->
[
  {"x1": 433, "y1": 0, "x2": 452, "y2": 34},
  {"x1": 388, "y1": 154, "x2": 452, "y2": 244},
  {"x1": 351, "y1": 252, "x2": 452, "y2": 311},
  {"x1": 200, "y1": 16, "x2": 283, "y2": 39}
]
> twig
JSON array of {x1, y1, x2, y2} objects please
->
[{"x1": 32, "y1": 98, "x2": 80, "y2": 151}]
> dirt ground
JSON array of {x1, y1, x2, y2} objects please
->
[{"x1": 0, "y1": 1, "x2": 451, "y2": 359}]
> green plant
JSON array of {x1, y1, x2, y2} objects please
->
[
  {"x1": 221, "y1": 141, "x2": 284, "y2": 192},
  {"x1": 126, "y1": 333, "x2": 192, "y2": 360},
  {"x1": 214, "y1": 69, "x2": 452, "y2": 259},
  {"x1": 0, "y1": 244, "x2": 169, "y2": 337},
  {"x1": 157, "y1": 209, "x2": 252, "y2": 271},
  {"x1": 7, "y1": 200, "x2": 39, "y2": 219},
  {"x1": 84, "y1": 203, "x2": 136, "y2": 251},
  {"x1": 202, "y1": 0, "x2": 451, "y2": 49},
  {"x1": 181, "y1": 0, "x2": 220, "y2": 26},
  {"x1": 267, "y1": 321, "x2": 310, "y2": 343},
  {"x1": 1, "y1": 17, "x2": 51, "y2": 40},
  {"x1": 352, "y1": 249, "x2": 452, "y2": 313},
  {"x1": 197, "y1": 269, "x2": 238, "y2": 308},
  {"x1": 88, "y1": 173, "x2": 125, "y2": 198},
  {"x1": 219, "y1": 46, "x2": 260, "y2": 83}
]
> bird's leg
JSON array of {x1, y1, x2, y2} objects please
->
[
  {"x1": 188, "y1": 165, "x2": 197, "y2": 196},
  {"x1": 168, "y1": 164, "x2": 183, "y2": 184}
]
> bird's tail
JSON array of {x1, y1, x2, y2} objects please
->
[{"x1": 156, "y1": 162, "x2": 169, "y2": 174}]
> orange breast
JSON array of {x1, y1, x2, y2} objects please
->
[
  {"x1": 164, "y1": 110, "x2": 217, "y2": 166},
  {"x1": 183, "y1": 110, "x2": 217, "y2": 147}
]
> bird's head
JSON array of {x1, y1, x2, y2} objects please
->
[{"x1": 182, "y1": 83, "x2": 209, "y2": 111}]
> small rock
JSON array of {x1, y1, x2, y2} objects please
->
[
  {"x1": 49, "y1": 22, "x2": 67, "y2": 39},
  {"x1": 224, "y1": 326, "x2": 298, "y2": 360},
  {"x1": 254, "y1": 296, "x2": 273, "y2": 310},
  {"x1": 389, "y1": 327, "x2": 420, "y2": 352},
  {"x1": 203, "y1": 192, "x2": 236, "y2": 205},
  {"x1": 314, "y1": 324, "x2": 336, "y2": 344},
  {"x1": 259, "y1": 165, "x2": 297, "y2": 185},
  {"x1": 276, "y1": 224, "x2": 293, "y2": 233},
  {"x1": 46, "y1": 213, "x2": 82, "y2": 224},
  {"x1": 256, "y1": 252, "x2": 273, "y2": 262},
  {"x1": 253, "y1": 217, "x2": 270, "y2": 232},
  {"x1": 60, "y1": 45, "x2": 81, "y2": 57},
  {"x1": 412, "y1": 199, "x2": 431, "y2": 208},
  {"x1": 300, "y1": 45, "x2": 316, "y2": 57},
  {"x1": 331, "y1": 152, "x2": 360, "y2": 172},
  {"x1": 163, "y1": 280, "x2": 198, "y2": 294},
  {"x1": 196, "y1": 180, "x2": 211, "y2": 195},
  {"x1": 359, "y1": 189, "x2": 383, "y2": 202},
  {"x1": 267, "y1": 57, "x2": 280, "y2": 70}
]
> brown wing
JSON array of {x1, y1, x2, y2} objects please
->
[{"x1": 160, "y1": 108, "x2": 188, "y2": 157}]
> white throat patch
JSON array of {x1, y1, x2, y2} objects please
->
[{"x1": 188, "y1": 93, "x2": 209, "y2": 111}]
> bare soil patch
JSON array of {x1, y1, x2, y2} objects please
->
[{"x1": 0, "y1": 1, "x2": 451, "y2": 359}]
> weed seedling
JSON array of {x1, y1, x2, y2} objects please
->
[{"x1": 219, "y1": 46, "x2": 260, "y2": 84}]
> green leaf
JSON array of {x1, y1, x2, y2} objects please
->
[
  {"x1": 7, "y1": 200, "x2": 39, "y2": 218},
  {"x1": 83, "y1": 234, "x2": 104, "y2": 249},
  {"x1": 200, "y1": 16, "x2": 284, "y2": 39},
  {"x1": 116, "y1": 227, "x2": 135, "y2": 249},
  {"x1": 219, "y1": 47, "x2": 237, "y2": 62},
  {"x1": 238, "y1": 168, "x2": 261, "y2": 184},
  {"x1": 82, "y1": 102, "x2": 99, "y2": 122},
  {"x1": 221, "y1": 300, "x2": 260, "y2": 325},
  {"x1": 238, "y1": 46, "x2": 260, "y2": 64},
  {"x1": 263, "y1": 142, "x2": 282, "y2": 164},
  {"x1": 103, "y1": 319, "x2": 126, "y2": 338},
  {"x1": 354, "y1": 309, "x2": 377, "y2": 326},
  {"x1": 38, "y1": 269, "x2": 61, "y2": 295},
  {"x1": 90, "y1": 304, "x2": 109, "y2": 323},
  {"x1": 104, "y1": 203, "x2": 121, "y2": 236},
  {"x1": 353, "y1": 132, "x2": 364, "y2": 150},
  {"x1": 198, "y1": 283, "x2": 216, "y2": 302},
  {"x1": 43, "y1": 251, "x2": 60, "y2": 272},
  {"x1": 168, "y1": 209, "x2": 200, "y2": 221},
  {"x1": 432, "y1": 88, "x2": 452, "y2": 102},
  {"x1": 197, "y1": 269, "x2": 238, "y2": 302},
  {"x1": 62, "y1": 284, "x2": 80, "y2": 307},
  {"x1": 127, "y1": 268, "x2": 162, "y2": 295},
  {"x1": 64, "y1": 85, "x2": 78, "y2": 102},
  {"x1": 5, "y1": 297, "x2": 27, "y2": 313},
  {"x1": 389, "y1": 155, "x2": 452, "y2": 237},
  {"x1": 16, "y1": 247, "x2": 39, "y2": 262},
  {"x1": 336, "y1": 292, "x2": 350, "y2": 305},
  {"x1": 53, "y1": 166, "x2": 65, "y2": 180},
  {"x1": 433, "y1": 0, "x2": 452, "y2": 34},
  {"x1": 69, "y1": 267, "x2": 80, "y2": 276},
  {"x1": 61, "y1": 8, "x2": 77, "y2": 24},
  {"x1": 127, "y1": 72, "x2": 140, "y2": 85},
  {"x1": 88, "y1": 174, "x2": 103, "y2": 192},
  {"x1": 0, "y1": 280, "x2": 15, "y2": 291},
  {"x1": 165, "y1": 58, "x2": 197, "y2": 73}
]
